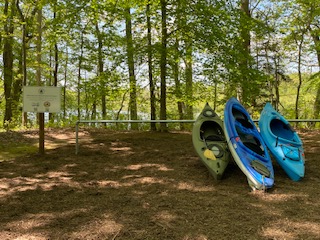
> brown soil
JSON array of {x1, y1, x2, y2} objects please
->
[{"x1": 0, "y1": 128, "x2": 319, "y2": 240}]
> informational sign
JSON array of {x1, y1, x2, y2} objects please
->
[{"x1": 23, "y1": 86, "x2": 61, "y2": 113}]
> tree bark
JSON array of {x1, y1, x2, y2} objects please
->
[
  {"x1": 77, "y1": 31, "x2": 85, "y2": 120},
  {"x1": 16, "y1": 0, "x2": 37, "y2": 126},
  {"x1": 172, "y1": 0, "x2": 185, "y2": 130},
  {"x1": 147, "y1": 3, "x2": 157, "y2": 131},
  {"x1": 239, "y1": 0, "x2": 251, "y2": 104},
  {"x1": 50, "y1": 7, "x2": 59, "y2": 122},
  {"x1": 160, "y1": 0, "x2": 168, "y2": 132},
  {"x1": 185, "y1": 39, "x2": 193, "y2": 120},
  {"x1": 63, "y1": 45, "x2": 68, "y2": 120},
  {"x1": 95, "y1": 23, "x2": 106, "y2": 122},
  {"x1": 12, "y1": 50, "x2": 23, "y2": 118},
  {"x1": 274, "y1": 55, "x2": 280, "y2": 111},
  {"x1": 125, "y1": 7, "x2": 138, "y2": 130},
  {"x1": 295, "y1": 35, "x2": 304, "y2": 121},
  {"x1": 173, "y1": 38, "x2": 185, "y2": 130},
  {"x1": 3, "y1": 0, "x2": 15, "y2": 125},
  {"x1": 36, "y1": 7, "x2": 45, "y2": 154}
]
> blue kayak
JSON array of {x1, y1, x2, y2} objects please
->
[
  {"x1": 259, "y1": 103, "x2": 305, "y2": 181},
  {"x1": 224, "y1": 97, "x2": 274, "y2": 190}
]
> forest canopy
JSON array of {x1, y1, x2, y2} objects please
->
[{"x1": 0, "y1": 0, "x2": 319, "y2": 130}]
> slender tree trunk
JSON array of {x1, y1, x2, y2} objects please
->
[
  {"x1": 77, "y1": 31, "x2": 85, "y2": 120},
  {"x1": 3, "y1": 0, "x2": 14, "y2": 125},
  {"x1": 173, "y1": 0, "x2": 185, "y2": 130},
  {"x1": 160, "y1": 0, "x2": 168, "y2": 132},
  {"x1": 91, "y1": 101, "x2": 97, "y2": 120},
  {"x1": 213, "y1": 82, "x2": 218, "y2": 110},
  {"x1": 63, "y1": 45, "x2": 68, "y2": 120},
  {"x1": 185, "y1": 40, "x2": 193, "y2": 120},
  {"x1": 16, "y1": 0, "x2": 37, "y2": 126},
  {"x1": 12, "y1": 50, "x2": 23, "y2": 119},
  {"x1": 177, "y1": 0, "x2": 193, "y2": 119},
  {"x1": 173, "y1": 38, "x2": 185, "y2": 129},
  {"x1": 54, "y1": 46, "x2": 59, "y2": 85},
  {"x1": 274, "y1": 55, "x2": 280, "y2": 111},
  {"x1": 84, "y1": 84, "x2": 89, "y2": 119},
  {"x1": 95, "y1": 23, "x2": 106, "y2": 122},
  {"x1": 49, "y1": 7, "x2": 59, "y2": 122},
  {"x1": 146, "y1": 3, "x2": 156, "y2": 131},
  {"x1": 295, "y1": 36, "x2": 304, "y2": 121},
  {"x1": 36, "y1": 7, "x2": 45, "y2": 154},
  {"x1": 16, "y1": 1, "x2": 26, "y2": 125},
  {"x1": 239, "y1": 0, "x2": 251, "y2": 104},
  {"x1": 125, "y1": 7, "x2": 138, "y2": 129},
  {"x1": 264, "y1": 44, "x2": 274, "y2": 105}
]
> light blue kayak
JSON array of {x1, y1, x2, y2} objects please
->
[
  {"x1": 259, "y1": 103, "x2": 305, "y2": 181},
  {"x1": 224, "y1": 97, "x2": 274, "y2": 190}
]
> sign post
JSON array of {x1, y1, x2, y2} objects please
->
[{"x1": 23, "y1": 86, "x2": 61, "y2": 154}]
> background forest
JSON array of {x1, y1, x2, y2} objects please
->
[{"x1": 1, "y1": 0, "x2": 320, "y2": 131}]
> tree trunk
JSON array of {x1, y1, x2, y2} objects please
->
[
  {"x1": 185, "y1": 40, "x2": 193, "y2": 120},
  {"x1": 37, "y1": 7, "x2": 45, "y2": 154},
  {"x1": 50, "y1": 7, "x2": 59, "y2": 122},
  {"x1": 77, "y1": 31, "x2": 85, "y2": 120},
  {"x1": 3, "y1": 0, "x2": 15, "y2": 125},
  {"x1": 146, "y1": 3, "x2": 157, "y2": 131},
  {"x1": 12, "y1": 50, "x2": 23, "y2": 119},
  {"x1": 125, "y1": 7, "x2": 138, "y2": 130},
  {"x1": 16, "y1": 0, "x2": 37, "y2": 126},
  {"x1": 274, "y1": 55, "x2": 280, "y2": 111},
  {"x1": 95, "y1": 23, "x2": 106, "y2": 122},
  {"x1": 239, "y1": 0, "x2": 251, "y2": 104},
  {"x1": 91, "y1": 101, "x2": 97, "y2": 121},
  {"x1": 173, "y1": 38, "x2": 185, "y2": 130},
  {"x1": 295, "y1": 36, "x2": 304, "y2": 122},
  {"x1": 160, "y1": 0, "x2": 168, "y2": 132},
  {"x1": 173, "y1": 0, "x2": 185, "y2": 130},
  {"x1": 63, "y1": 45, "x2": 68, "y2": 120}
]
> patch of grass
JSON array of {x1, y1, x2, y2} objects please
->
[{"x1": 0, "y1": 144, "x2": 38, "y2": 161}]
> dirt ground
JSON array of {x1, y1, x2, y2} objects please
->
[{"x1": 0, "y1": 128, "x2": 319, "y2": 240}]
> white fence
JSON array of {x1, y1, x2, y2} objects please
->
[{"x1": 75, "y1": 119, "x2": 320, "y2": 154}]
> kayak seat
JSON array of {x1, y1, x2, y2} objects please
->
[
  {"x1": 200, "y1": 121, "x2": 225, "y2": 141},
  {"x1": 243, "y1": 141, "x2": 264, "y2": 156},
  {"x1": 205, "y1": 135, "x2": 225, "y2": 141},
  {"x1": 232, "y1": 108, "x2": 254, "y2": 129},
  {"x1": 237, "y1": 118, "x2": 254, "y2": 129},
  {"x1": 270, "y1": 119, "x2": 295, "y2": 141},
  {"x1": 237, "y1": 128, "x2": 264, "y2": 155}
]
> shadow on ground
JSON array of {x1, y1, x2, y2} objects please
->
[{"x1": 0, "y1": 128, "x2": 320, "y2": 239}]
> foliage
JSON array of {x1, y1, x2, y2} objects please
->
[{"x1": 0, "y1": 0, "x2": 319, "y2": 130}]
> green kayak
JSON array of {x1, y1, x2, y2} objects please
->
[{"x1": 192, "y1": 103, "x2": 230, "y2": 180}]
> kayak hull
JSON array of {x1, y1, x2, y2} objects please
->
[
  {"x1": 259, "y1": 103, "x2": 305, "y2": 181},
  {"x1": 192, "y1": 103, "x2": 230, "y2": 180},
  {"x1": 224, "y1": 97, "x2": 274, "y2": 190}
]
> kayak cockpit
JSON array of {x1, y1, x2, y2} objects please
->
[
  {"x1": 200, "y1": 121, "x2": 225, "y2": 142},
  {"x1": 232, "y1": 108, "x2": 254, "y2": 129},
  {"x1": 270, "y1": 119, "x2": 295, "y2": 141}
]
